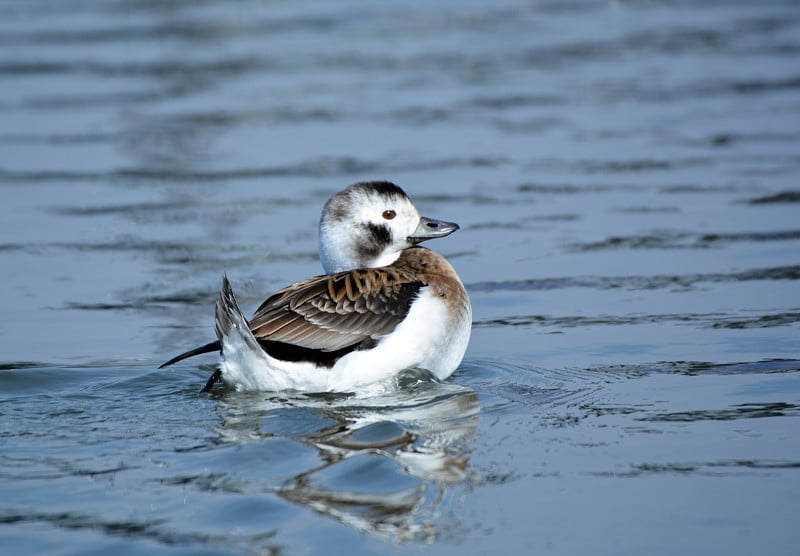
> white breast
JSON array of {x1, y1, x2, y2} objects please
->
[{"x1": 326, "y1": 287, "x2": 472, "y2": 391}]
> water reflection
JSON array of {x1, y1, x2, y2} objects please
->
[{"x1": 212, "y1": 373, "x2": 479, "y2": 542}]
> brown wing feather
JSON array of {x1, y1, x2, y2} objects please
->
[{"x1": 247, "y1": 267, "x2": 423, "y2": 352}]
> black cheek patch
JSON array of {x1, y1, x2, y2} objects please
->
[{"x1": 358, "y1": 223, "x2": 392, "y2": 259}]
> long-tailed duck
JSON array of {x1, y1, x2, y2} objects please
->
[{"x1": 160, "y1": 181, "x2": 471, "y2": 393}]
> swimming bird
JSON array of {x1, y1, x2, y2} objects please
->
[{"x1": 160, "y1": 181, "x2": 471, "y2": 393}]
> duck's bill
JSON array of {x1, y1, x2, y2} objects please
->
[{"x1": 408, "y1": 216, "x2": 460, "y2": 244}]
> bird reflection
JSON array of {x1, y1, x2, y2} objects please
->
[{"x1": 212, "y1": 370, "x2": 480, "y2": 542}]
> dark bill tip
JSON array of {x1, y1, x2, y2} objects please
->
[{"x1": 408, "y1": 216, "x2": 460, "y2": 244}]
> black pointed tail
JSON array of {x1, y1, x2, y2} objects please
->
[
  {"x1": 199, "y1": 368, "x2": 222, "y2": 393},
  {"x1": 158, "y1": 340, "x2": 220, "y2": 369}
]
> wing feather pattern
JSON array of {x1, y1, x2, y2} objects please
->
[{"x1": 247, "y1": 267, "x2": 423, "y2": 354}]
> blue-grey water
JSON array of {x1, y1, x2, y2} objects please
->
[{"x1": 2, "y1": 1, "x2": 799, "y2": 554}]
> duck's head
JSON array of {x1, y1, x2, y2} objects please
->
[{"x1": 318, "y1": 181, "x2": 459, "y2": 273}]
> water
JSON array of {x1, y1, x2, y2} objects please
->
[{"x1": 1, "y1": 0, "x2": 799, "y2": 554}]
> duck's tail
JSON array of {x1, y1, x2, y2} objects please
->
[
  {"x1": 214, "y1": 274, "x2": 272, "y2": 390},
  {"x1": 159, "y1": 275, "x2": 266, "y2": 392},
  {"x1": 214, "y1": 274, "x2": 262, "y2": 354},
  {"x1": 158, "y1": 275, "x2": 256, "y2": 370},
  {"x1": 158, "y1": 340, "x2": 220, "y2": 369}
]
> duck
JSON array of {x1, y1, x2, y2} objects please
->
[{"x1": 159, "y1": 181, "x2": 471, "y2": 393}]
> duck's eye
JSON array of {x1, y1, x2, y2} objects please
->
[{"x1": 382, "y1": 210, "x2": 396, "y2": 220}]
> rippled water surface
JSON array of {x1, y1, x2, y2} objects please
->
[{"x1": 2, "y1": 1, "x2": 799, "y2": 554}]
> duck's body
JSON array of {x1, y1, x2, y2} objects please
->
[
  {"x1": 160, "y1": 181, "x2": 471, "y2": 393},
  {"x1": 215, "y1": 247, "x2": 470, "y2": 392}
]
